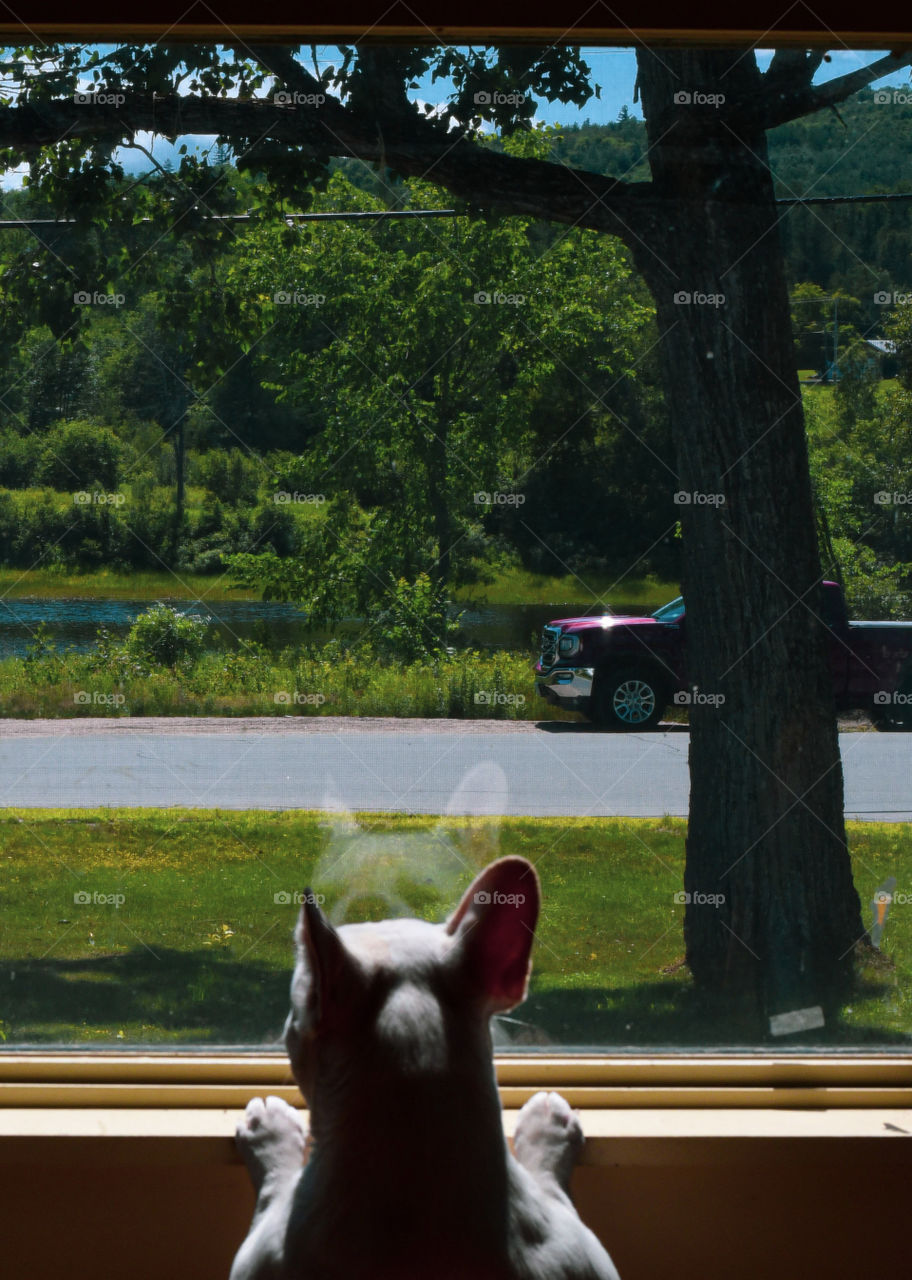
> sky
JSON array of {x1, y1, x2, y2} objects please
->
[{"x1": 2, "y1": 45, "x2": 909, "y2": 188}]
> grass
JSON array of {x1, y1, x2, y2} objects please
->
[
  {"x1": 453, "y1": 568, "x2": 677, "y2": 607},
  {"x1": 0, "y1": 564, "x2": 677, "y2": 608},
  {"x1": 0, "y1": 646, "x2": 575, "y2": 721},
  {"x1": 1, "y1": 809, "x2": 910, "y2": 1049},
  {"x1": 0, "y1": 567, "x2": 252, "y2": 602}
]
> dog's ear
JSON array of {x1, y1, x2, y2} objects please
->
[
  {"x1": 294, "y1": 890, "x2": 357, "y2": 1027},
  {"x1": 446, "y1": 857, "x2": 540, "y2": 1012}
]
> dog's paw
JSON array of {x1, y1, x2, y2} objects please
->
[
  {"x1": 513, "y1": 1090, "x2": 584, "y2": 1194},
  {"x1": 236, "y1": 1095, "x2": 308, "y2": 1196}
]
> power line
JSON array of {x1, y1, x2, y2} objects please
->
[
  {"x1": 776, "y1": 192, "x2": 912, "y2": 206},
  {"x1": 0, "y1": 192, "x2": 910, "y2": 232},
  {"x1": 0, "y1": 208, "x2": 459, "y2": 231}
]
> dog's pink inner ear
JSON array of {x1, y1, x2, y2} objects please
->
[{"x1": 447, "y1": 857, "x2": 540, "y2": 1011}]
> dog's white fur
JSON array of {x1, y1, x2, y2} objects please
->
[{"x1": 230, "y1": 856, "x2": 620, "y2": 1280}]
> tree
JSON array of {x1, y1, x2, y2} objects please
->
[
  {"x1": 2, "y1": 41, "x2": 910, "y2": 1028},
  {"x1": 226, "y1": 161, "x2": 652, "y2": 599}
]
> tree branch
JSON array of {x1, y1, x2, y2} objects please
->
[
  {"x1": 0, "y1": 90, "x2": 662, "y2": 243},
  {"x1": 762, "y1": 49, "x2": 825, "y2": 92},
  {"x1": 752, "y1": 48, "x2": 912, "y2": 130}
]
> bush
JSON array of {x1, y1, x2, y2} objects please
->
[
  {"x1": 0, "y1": 429, "x2": 41, "y2": 487},
  {"x1": 194, "y1": 448, "x2": 264, "y2": 506},
  {"x1": 37, "y1": 420, "x2": 123, "y2": 492},
  {"x1": 125, "y1": 477, "x2": 177, "y2": 568},
  {"x1": 123, "y1": 604, "x2": 209, "y2": 668},
  {"x1": 372, "y1": 573, "x2": 461, "y2": 662},
  {"x1": 832, "y1": 539, "x2": 912, "y2": 620},
  {"x1": 0, "y1": 488, "x2": 73, "y2": 567}
]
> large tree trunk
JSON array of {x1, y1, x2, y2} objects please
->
[{"x1": 634, "y1": 50, "x2": 863, "y2": 1027}]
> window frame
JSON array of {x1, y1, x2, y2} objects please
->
[{"x1": 0, "y1": 5, "x2": 911, "y2": 1110}]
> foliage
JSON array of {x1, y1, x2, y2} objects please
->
[
  {"x1": 372, "y1": 573, "x2": 461, "y2": 662},
  {"x1": 193, "y1": 448, "x2": 265, "y2": 505},
  {"x1": 37, "y1": 419, "x2": 123, "y2": 492},
  {"x1": 806, "y1": 378, "x2": 912, "y2": 616},
  {"x1": 0, "y1": 91, "x2": 910, "y2": 617},
  {"x1": 0, "y1": 628, "x2": 554, "y2": 723},
  {"x1": 122, "y1": 603, "x2": 209, "y2": 668}
]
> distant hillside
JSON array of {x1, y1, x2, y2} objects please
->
[{"x1": 548, "y1": 91, "x2": 912, "y2": 316}]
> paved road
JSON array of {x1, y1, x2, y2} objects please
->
[{"x1": 0, "y1": 719, "x2": 909, "y2": 820}]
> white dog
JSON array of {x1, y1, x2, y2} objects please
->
[{"x1": 230, "y1": 856, "x2": 620, "y2": 1279}]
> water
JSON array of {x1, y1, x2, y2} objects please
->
[{"x1": 0, "y1": 597, "x2": 660, "y2": 660}]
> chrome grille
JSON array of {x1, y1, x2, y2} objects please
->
[{"x1": 540, "y1": 624, "x2": 561, "y2": 668}]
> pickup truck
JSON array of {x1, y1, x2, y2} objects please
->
[{"x1": 535, "y1": 581, "x2": 912, "y2": 729}]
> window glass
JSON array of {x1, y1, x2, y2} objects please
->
[{"x1": 1, "y1": 40, "x2": 911, "y2": 1054}]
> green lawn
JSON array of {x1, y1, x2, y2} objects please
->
[{"x1": 1, "y1": 810, "x2": 909, "y2": 1049}]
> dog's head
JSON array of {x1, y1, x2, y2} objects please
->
[{"x1": 283, "y1": 857, "x2": 540, "y2": 1099}]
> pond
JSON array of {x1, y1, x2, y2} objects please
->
[{"x1": 0, "y1": 597, "x2": 662, "y2": 660}]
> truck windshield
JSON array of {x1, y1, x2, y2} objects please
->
[{"x1": 652, "y1": 596, "x2": 685, "y2": 623}]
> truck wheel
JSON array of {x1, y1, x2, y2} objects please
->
[{"x1": 590, "y1": 668, "x2": 667, "y2": 730}]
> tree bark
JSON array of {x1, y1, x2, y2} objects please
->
[{"x1": 633, "y1": 50, "x2": 862, "y2": 1024}]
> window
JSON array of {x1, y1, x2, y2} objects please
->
[{"x1": 1, "y1": 18, "x2": 911, "y2": 1090}]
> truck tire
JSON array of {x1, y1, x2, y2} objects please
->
[{"x1": 589, "y1": 667, "x2": 667, "y2": 730}]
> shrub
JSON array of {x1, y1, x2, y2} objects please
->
[
  {"x1": 0, "y1": 429, "x2": 41, "y2": 487},
  {"x1": 37, "y1": 420, "x2": 123, "y2": 492},
  {"x1": 123, "y1": 604, "x2": 209, "y2": 668},
  {"x1": 194, "y1": 448, "x2": 264, "y2": 506},
  {"x1": 372, "y1": 573, "x2": 461, "y2": 662},
  {"x1": 832, "y1": 538, "x2": 912, "y2": 620}
]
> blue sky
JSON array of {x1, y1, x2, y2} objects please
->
[
  {"x1": 420, "y1": 47, "x2": 907, "y2": 125},
  {"x1": 321, "y1": 45, "x2": 908, "y2": 127}
]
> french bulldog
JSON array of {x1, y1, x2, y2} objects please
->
[{"x1": 230, "y1": 855, "x2": 620, "y2": 1279}]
